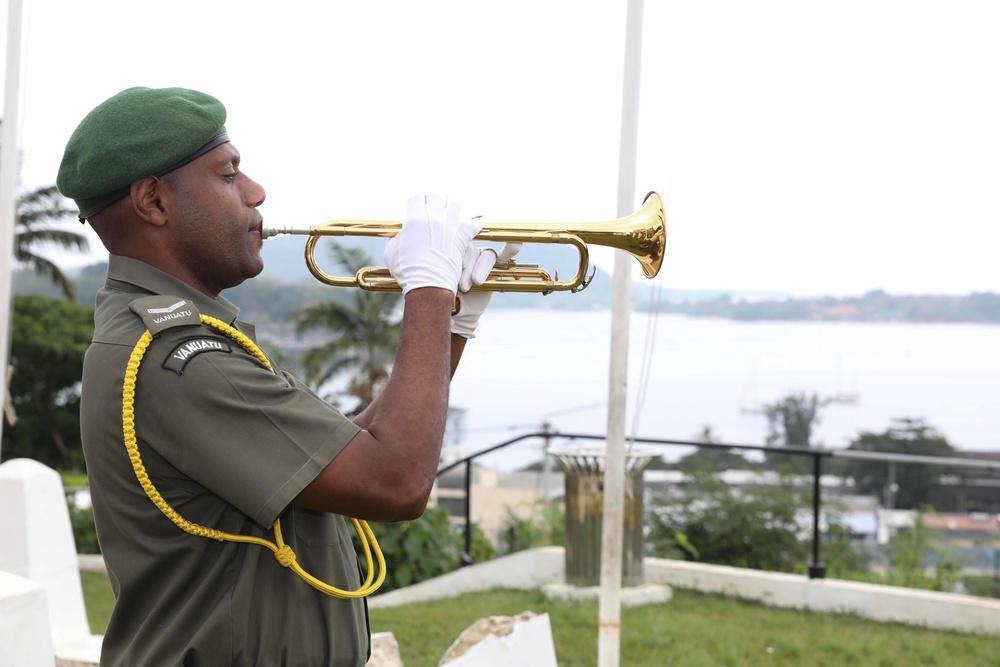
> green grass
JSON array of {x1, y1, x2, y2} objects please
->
[
  {"x1": 82, "y1": 574, "x2": 1000, "y2": 666},
  {"x1": 60, "y1": 470, "x2": 89, "y2": 488},
  {"x1": 80, "y1": 572, "x2": 115, "y2": 634}
]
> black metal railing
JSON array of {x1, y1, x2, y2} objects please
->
[{"x1": 436, "y1": 433, "x2": 1000, "y2": 579}]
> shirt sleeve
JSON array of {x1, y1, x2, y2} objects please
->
[{"x1": 134, "y1": 331, "x2": 362, "y2": 527}]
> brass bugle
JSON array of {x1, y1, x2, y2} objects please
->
[{"x1": 261, "y1": 191, "x2": 666, "y2": 294}]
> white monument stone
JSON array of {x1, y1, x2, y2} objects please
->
[
  {"x1": 366, "y1": 631, "x2": 404, "y2": 667},
  {"x1": 0, "y1": 458, "x2": 102, "y2": 664},
  {"x1": 0, "y1": 570, "x2": 55, "y2": 667},
  {"x1": 438, "y1": 611, "x2": 558, "y2": 667}
]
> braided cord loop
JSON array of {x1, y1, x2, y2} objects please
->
[{"x1": 121, "y1": 314, "x2": 386, "y2": 598}]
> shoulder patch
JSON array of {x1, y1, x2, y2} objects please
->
[
  {"x1": 162, "y1": 336, "x2": 233, "y2": 374},
  {"x1": 129, "y1": 295, "x2": 201, "y2": 335}
]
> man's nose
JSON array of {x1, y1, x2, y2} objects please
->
[{"x1": 246, "y1": 178, "x2": 266, "y2": 207}]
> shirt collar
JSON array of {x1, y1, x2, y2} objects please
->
[{"x1": 105, "y1": 254, "x2": 242, "y2": 326}]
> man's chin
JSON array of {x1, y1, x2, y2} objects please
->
[
  {"x1": 230, "y1": 257, "x2": 265, "y2": 289},
  {"x1": 247, "y1": 259, "x2": 265, "y2": 281}
]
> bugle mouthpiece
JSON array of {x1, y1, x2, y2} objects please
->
[{"x1": 260, "y1": 226, "x2": 314, "y2": 239}]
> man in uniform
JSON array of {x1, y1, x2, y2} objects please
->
[{"x1": 57, "y1": 86, "x2": 504, "y2": 666}]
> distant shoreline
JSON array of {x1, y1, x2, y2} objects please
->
[
  {"x1": 15, "y1": 264, "x2": 1000, "y2": 324},
  {"x1": 657, "y1": 289, "x2": 1000, "y2": 324}
]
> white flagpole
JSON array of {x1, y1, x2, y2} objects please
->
[
  {"x1": 598, "y1": 0, "x2": 644, "y2": 665},
  {"x1": 0, "y1": 0, "x2": 29, "y2": 451}
]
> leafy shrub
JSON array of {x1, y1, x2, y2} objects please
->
[
  {"x1": 357, "y1": 505, "x2": 494, "y2": 592},
  {"x1": 961, "y1": 575, "x2": 1000, "y2": 599},
  {"x1": 879, "y1": 507, "x2": 960, "y2": 592},
  {"x1": 69, "y1": 503, "x2": 100, "y2": 554},
  {"x1": 646, "y1": 471, "x2": 810, "y2": 571},
  {"x1": 497, "y1": 500, "x2": 564, "y2": 556}
]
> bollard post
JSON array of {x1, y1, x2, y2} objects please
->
[{"x1": 808, "y1": 452, "x2": 827, "y2": 579}]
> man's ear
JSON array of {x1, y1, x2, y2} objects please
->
[{"x1": 130, "y1": 176, "x2": 170, "y2": 227}]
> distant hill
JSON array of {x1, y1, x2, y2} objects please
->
[
  {"x1": 661, "y1": 289, "x2": 1000, "y2": 324},
  {"x1": 13, "y1": 235, "x2": 659, "y2": 324},
  {"x1": 257, "y1": 233, "x2": 654, "y2": 311},
  {"x1": 259, "y1": 233, "x2": 603, "y2": 288},
  {"x1": 19, "y1": 241, "x2": 997, "y2": 324}
]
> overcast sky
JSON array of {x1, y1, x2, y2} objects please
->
[{"x1": 3, "y1": 0, "x2": 999, "y2": 297}]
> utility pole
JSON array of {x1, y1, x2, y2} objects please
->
[
  {"x1": 598, "y1": 1, "x2": 644, "y2": 665},
  {"x1": 0, "y1": 0, "x2": 29, "y2": 454},
  {"x1": 885, "y1": 462, "x2": 898, "y2": 510},
  {"x1": 541, "y1": 420, "x2": 553, "y2": 543}
]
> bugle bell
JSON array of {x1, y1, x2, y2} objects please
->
[{"x1": 261, "y1": 191, "x2": 666, "y2": 294}]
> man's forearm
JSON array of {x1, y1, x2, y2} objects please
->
[
  {"x1": 354, "y1": 324, "x2": 469, "y2": 432},
  {"x1": 353, "y1": 289, "x2": 453, "y2": 436}
]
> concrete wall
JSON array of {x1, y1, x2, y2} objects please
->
[
  {"x1": 370, "y1": 547, "x2": 1000, "y2": 636},
  {"x1": 370, "y1": 547, "x2": 565, "y2": 609},
  {"x1": 643, "y1": 557, "x2": 1000, "y2": 636}
]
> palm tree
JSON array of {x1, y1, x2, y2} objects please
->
[
  {"x1": 292, "y1": 242, "x2": 402, "y2": 415},
  {"x1": 14, "y1": 184, "x2": 88, "y2": 298},
  {"x1": 3, "y1": 120, "x2": 89, "y2": 298}
]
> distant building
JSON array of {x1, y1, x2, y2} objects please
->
[
  {"x1": 430, "y1": 432, "x2": 1000, "y2": 566},
  {"x1": 440, "y1": 407, "x2": 469, "y2": 467},
  {"x1": 921, "y1": 512, "x2": 1000, "y2": 545},
  {"x1": 434, "y1": 465, "x2": 564, "y2": 549},
  {"x1": 946, "y1": 451, "x2": 1000, "y2": 514}
]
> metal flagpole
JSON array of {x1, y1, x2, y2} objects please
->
[
  {"x1": 0, "y1": 0, "x2": 29, "y2": 452},
  {"x1": 598, "y1": 0, "x2": 644, "y2": 665}
]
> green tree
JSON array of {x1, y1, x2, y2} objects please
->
[
  {"x1": 763, "y1": 391, "x2": 829, "y2": 471},
  {"x1": 2, "y1": 294, "x2": 94, "y2": 468},
  {"x1": 837, "y1": 418, "x2": 958, "y2": 510},
  {"x1": 674, "y1": 425, "x2": 753, "y2": 472},
  {"x1": 646, "y1": 470, "x2": 810, "y2": 571},
  {"x1": 4, "y1": 119, "x2": 89, "y2": 298},
  {"x1": 292, "y1": 242, "x2": 401, "y2": 415},
  {"x1": 13, "y1": 184, "x2": 89, "y2": 298}
]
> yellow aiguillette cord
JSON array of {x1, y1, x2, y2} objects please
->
[{"x1": 121, "y1": 314, "x2": 385, "y2": 598}]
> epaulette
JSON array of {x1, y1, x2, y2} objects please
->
[
  {"x1": 128, "y1": 295, "x2": 201, "y2": 335},
  {"x1": 128, "y1": 295, "x2": 234, "y2": 374}
]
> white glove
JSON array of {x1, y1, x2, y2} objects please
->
[
  {"x1": 459, "y1": 243, "x2": 497, "y2": 292},
  {"x1": 383, "y1": 194, "x2": 483, "y2": 295},
  {"x1": 451, "y1": 242, "x2": 521, "y2": 338}
]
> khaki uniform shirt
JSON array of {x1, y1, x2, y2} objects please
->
[{"x1": 81, "y1": 255, "x2": 369, "y2": 667}]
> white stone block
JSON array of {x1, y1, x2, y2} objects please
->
[
  {"x1": 0, "y1": 459, "x2": 101, "y2": 662},
  {"x1": 366, "y1": 631, "x2": 403, "y2": 667},
  {"x1": 438, "y1": 612, "x2": 558, "y2": 667},
  {"x1": 0, "y1": 570, "x2": 56, "y2": 667}
]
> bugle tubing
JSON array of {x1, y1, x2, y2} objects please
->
[{"x1": 261, "y1": 191, "x2": 666, "y2": 294}]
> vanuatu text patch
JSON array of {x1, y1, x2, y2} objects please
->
[
  {"x1": 162, "y1": 337, "x2": 232, "y2": 374},
  {"x1": 129, "y1": 295, "x2": 201, "y2": 335}
]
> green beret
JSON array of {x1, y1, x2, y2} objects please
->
[{"x1": 57, "y1": 86, "x2": 229, "y2": 220}]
